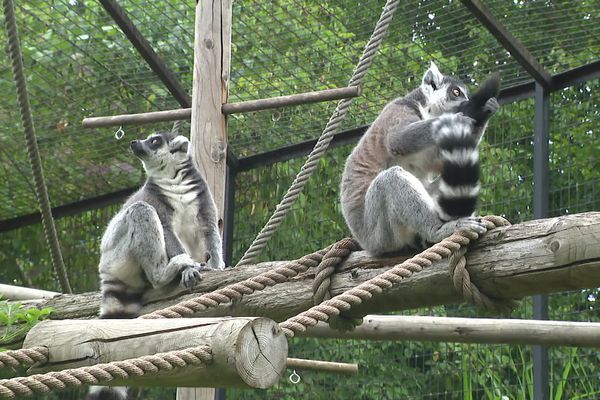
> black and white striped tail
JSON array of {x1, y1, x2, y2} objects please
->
[
  {"x1": 87, "y1": 386, "x2": 127, "y2": 400},
  {"x1": 88, "y1": 280, "x2": 139, "y2": 400},
  {"x1": 98, "y1": 278, "x2": 143, "y2": 319},
  {"x1": 434, "y1": 114, "x2": 480, "y2": 220}
]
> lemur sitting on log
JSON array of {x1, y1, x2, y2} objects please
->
[
  {"x1": 88, "y1": 130, "x2": 225, "y2": 400},
  {"x1": 341, "y1": 62, "x2": 500, "y2": 255}
]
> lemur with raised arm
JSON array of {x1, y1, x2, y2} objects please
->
[
  {"x1": 87, "y1": 131, "x2": 225, "y2": 400},
  {"x1": 341, "y1": 62, "x2": 500, "y2": 254}
]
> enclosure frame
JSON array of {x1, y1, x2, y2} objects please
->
[{"x1": 1, "y1": 1, "x2": 600, "y2": 399}]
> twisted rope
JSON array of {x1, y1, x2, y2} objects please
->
[
  {"x1": 141, "y1": 244, "x2": 333, "y2": 319},
  {"x1": 279, "y1": 216, "x2": 510, "y2": 337},
  {"x1": 312, "y1": 238, "x2": 360, "y2": 305},
  {"x1": 0, "y1": 347, "x2": 48, "y2": 370},
  {"x1": 236, "y1": 0, "x2": 400, "y2": 267},
  {"x1": 447, "y1": 216, "x2": 520, "y2": 312},
  {"x1": 2, "y1": 0, "x2": 71, "y2": 293},
  {"x1": 0, "y1": 346, "x2": 212, "y2": 399}
]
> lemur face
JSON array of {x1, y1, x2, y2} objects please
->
[
  {"x1": 131, "y1": 131, "x2": 190, "y2": 176},
  {"x1": 420, "y1": 62, "x2": 469, "y2": 117}
]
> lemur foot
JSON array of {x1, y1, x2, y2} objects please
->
[
  {"x1": 180, "y1": 265, "x2": 204, "y2": 289},
  {"x1": 431, "y1": 217, "x2": 487, "y2": 242},
  {"x1": 205, "y1": 251, "x2": 226, "y2": 271},
  {"x1": 169, "y1": 254, "x2": 205, "y2": 288}
]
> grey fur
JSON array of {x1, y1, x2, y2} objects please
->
[
  {"x1": 90, "y1": 131, "x2": 225, "y2": 400},
  {"x1": 341, "y1": 62, "x2": 498, "y2": 255}
]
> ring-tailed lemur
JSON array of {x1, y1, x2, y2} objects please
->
[
  {"x1": 341, "y1": 62, "x2": 499, "y2": 255},
  {"x1": 87, "y1": 130, "x2": 225, "y2": 400}
]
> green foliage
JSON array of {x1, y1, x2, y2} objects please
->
[{"x1": 0, "y1": 300, "x2": 52, "y2": 346}]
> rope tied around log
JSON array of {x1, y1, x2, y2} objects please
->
[
  {"x1": 0, "y1": 347, "x2": 48, "y2": 370},
  {"x1": 141, "y1": 245, "x2": 332, "y2": 319},
  {"x1": 280, "y1": 216, "x2": 519, "y2": 337},
  {"x1": 447, "y1": 216, "x2": 520, "y2": 312},
  {"x1": 0, "y1": 346, "x2": 212, "y2": 399}
]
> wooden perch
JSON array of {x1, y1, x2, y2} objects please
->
[
  {"x1": 287, "y1": 358, "x2": 358, "y2": 374},
  {"x1": 81, "y1": 86, "x2": 360, "y2": 128},
  {"x1": 302, "y1": 315, "x2": 600, "y2": 347},
  {"x1": 5, "y1": 212, "x2": 600, "y2": 347},
  {"x1": 0, "y1": 284, "x2": 59, "y2": 300},
  {"x1": 23, "y1": 317, "x2": 287, "y2": 389}
]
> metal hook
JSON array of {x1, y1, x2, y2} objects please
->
[
  {"x1": 289, "y1": 369, "x2": 301, "y2": 384},
  {"x1": 114, "y1": 126, "x2": 125, "y2": 140}
]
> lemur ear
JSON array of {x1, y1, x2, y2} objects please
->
[
  {"x1": 180, "y1": 141, "x2": 189, "y2": 154},
  {"x1": 163, "y1": 130, "x2": 177, "y2": 141},
  {"x1": 422, "y1": 61, "x2": 443, "y2": 89}
]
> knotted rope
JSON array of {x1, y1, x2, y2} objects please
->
[
  {"x1": 236, "y1": 0, "x2": 400, "y2": 267},
  {"x1": 280, "y1": 216, "x2": 518, "y2": 337},
  {"x1": 0, "y1": 346, "x2": 212, "y2": 399},
  {"x1": 2, "y1": 0, "x2": 71, "y2": 293},
  {"x1": 0, "y1": 347, "x2": 48, "y2": 370},
  {"x1": 447, "y1": 216, "x2": 519, "y2": 312}
]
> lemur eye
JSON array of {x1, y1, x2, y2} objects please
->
[
  {"x1": 150, "y1": 137, "x2": 161, "y2": 146},
  {"x1": 452, "y1": 88, "x2": 461, "y2": 97}
]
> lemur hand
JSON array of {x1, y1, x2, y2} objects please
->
[
  {"x1": 483, "y1": 97, "x2": 499, "y2": 115},
  {"x1": 180, "y1": 262, "x2": 206, "y2": 288},
  {"x1": 455, "y1": 72, "x2": 500, "y2": 127}
]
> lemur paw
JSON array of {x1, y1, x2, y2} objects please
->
[
  {"x1": 483, "y1": 97, "x2": 499, "y2": 115},
  {"x1": 170, "y1": 254, "x2": 204, "y2": 288},
  {"x1": 180, "y1": 265, "x2": 203, "y2": 288},
  {"x1": 431, "y1": 217, "x2": 487, "y2": 242},
  {"x1": 432, "y1": 113, "x2": 475, "y2": 141},
  {"x1": 453, "y1": 217, "x2": 487, "y2": 235}
]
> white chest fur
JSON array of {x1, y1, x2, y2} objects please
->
[{"x1": 158, "y1": 180, "x2": 206, "y2": 262}]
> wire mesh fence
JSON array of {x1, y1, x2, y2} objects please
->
[{"x1": 0, "y1": 0, "x2": 599, "y2": 399}]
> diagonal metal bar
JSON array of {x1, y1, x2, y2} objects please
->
[
  {"x1": 460, "y1": 0, "x2": 553, "y2": 89},
  {"x1": 99, "y1": 0, "x2": 192, "y2": 107}
]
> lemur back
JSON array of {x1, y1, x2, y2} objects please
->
[
  {"x1": 341, "y1": 62, "x2": 499, "y2": 255},
  {"x1": 89, "y1": 131, "x2": 225, "y2": 400}
]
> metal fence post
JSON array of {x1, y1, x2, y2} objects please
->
[{"x1": 533, "y1": 82, "x2": 550, "y2": 400}]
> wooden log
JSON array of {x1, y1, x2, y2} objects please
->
[
  {"x1": 23, "y1": 317, "x2": 287, "y2": 389},
  {"x1": 5, "y1": 212, "x2": 600, "y2": 347},
  {"x1": 287, "y1": 358, "x2": 358, "y2": 374},
  {"x1": 182, "y1": 1, "x2": 232, "y2": 397},
  {"x1": 189, "y1": 0, "x2": 231, "y2": 230},
  {"x1": 301, "y1": 315, "x2": 600, "y2": 347},
  {"x1": 0, "y1": 284, "x2": 59, "y2": 300},
  {"x1": 80, "y1": 87, "x2": 360, "y2": 128}
]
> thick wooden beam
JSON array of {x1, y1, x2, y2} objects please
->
[
  {"x1": 190, "y1": 0, "x2": 231, "y2": 227},
  {"x1": 23, "y1": 318, "x2": 287, "y2": 389},
  {"x1": 99, "y1": 0, "x2": 191, "y2": 107},
  {"x1": 81, "y1": 86, "x2": 360, "y2": 128},
  {"x1": 302, "y1": 315, "x2": 600, "y2": 347},
  {"x1": 5, "y1": 212, "x2": 600, "y2": 347},
  {"x1": 460, "y1": 0, "x2": 553, "y2": 89}
]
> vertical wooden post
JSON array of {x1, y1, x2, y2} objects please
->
[
  {"x1": 190, "y1": 0, "x2": 232, "y2": 231},
  {"x1": 180, "y1": 0, "x2": 232, "y2": 399}
]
